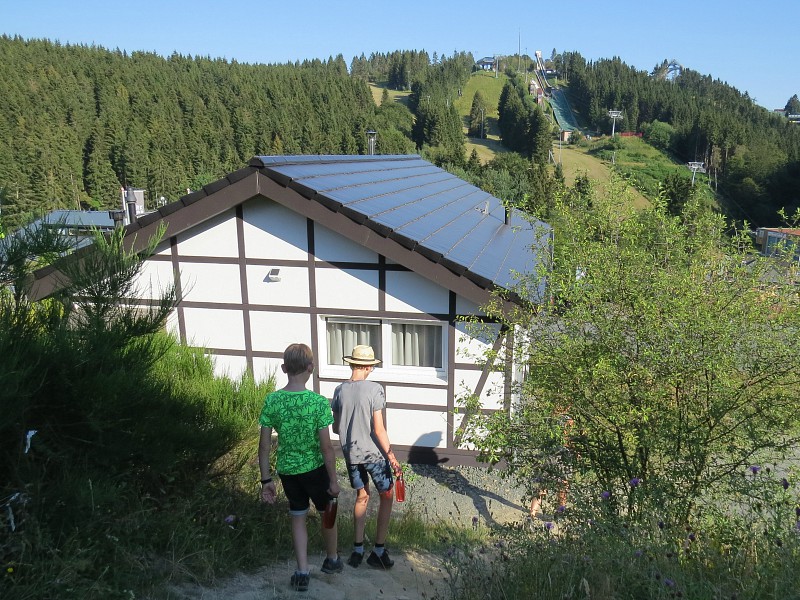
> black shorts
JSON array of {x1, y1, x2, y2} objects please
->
[{"x1": 279, "y1": 465, "x2": 332, "y2": 516}]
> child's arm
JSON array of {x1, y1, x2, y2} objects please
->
[
  {"x1": 258, "y1": 426, "x2": 277, "y2": 504},
  {"x1": 372, "y1": 409, "x2": 401, "y2": 475},
  {"x1": 317, "y1": 427, "x2": 340, "y2": 497}
]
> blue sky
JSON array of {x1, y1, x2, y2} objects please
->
[{"x1": 1, "y1": 0, "x2": 796, "y2": 111}]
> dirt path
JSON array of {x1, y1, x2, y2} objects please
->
[
  {"x1": 169, "y1": 550, "x2": 451, "y2": 600},
  {"x1": 167, "y1": 465, "x2": 530, "y2": 599}
]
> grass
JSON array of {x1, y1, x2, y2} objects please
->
[
  {"x1": 6, "y1": 344, "x2": 799, "y2": 600},
  {"x1": 368, "y1": 81, "x2": 411, "y2": 107},
  {"x1": 436, "y1": 472, "x2": 800, "y2": 600}
]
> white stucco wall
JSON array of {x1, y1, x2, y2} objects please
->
[
  {"x1": 315, "y1": 268, "x2": 380, "y2": 311},
  {"x1": 246, "y1": 265, "x2": 310, "y2": 307},
  {"x1": 250, "y1": 311, "x2": 313, "y2": 351},
  {"x1": 179, "y1": 263, "x2": 242, "y2": 304},
  {"x1": 182, "y1": 307, "x2": 245, "y2": 349},
  {"x1": 242, "y1": 201, "x2": 308, "y2": 260},
  {"x1": 177, "y1": 210, "x2": 239, "y2": 258},
  {"x1": 315, "y1": 222, "x2": 378, "y2": 263},
  {"x1": 385, "y1": 271, "x2": 450, "y2": 314}
]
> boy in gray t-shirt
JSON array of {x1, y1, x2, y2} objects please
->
[{"x1": 332, "y1": 345, "x2": 401, "y2": 570}]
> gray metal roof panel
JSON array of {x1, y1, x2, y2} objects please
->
[{"x1": 252, "y1": 155, "x2": 550, "y2": 296}]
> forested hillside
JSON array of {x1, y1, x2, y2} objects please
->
[
  {"x1": 0, "y1": 37, "x2": 422, "y2": 229},
  {"x1": 556, "y1": 52, "x2": 800, "y2": 225},
  {"x1": 1, "y1": 35, "x2": 798, "y2": 232}
]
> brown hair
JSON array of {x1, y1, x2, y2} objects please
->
[{"x1": 283, "y1": 343, "x2": 313, "y2": 376}]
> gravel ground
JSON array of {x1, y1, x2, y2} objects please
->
[{"x1": 334, "y1": 462, "x2": 532, "y2": 528}]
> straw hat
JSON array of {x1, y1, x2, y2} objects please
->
[{"x1": 343, "y1": 345, "x2": 381, "y2": 366}]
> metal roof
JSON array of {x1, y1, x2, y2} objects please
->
[
  {"x1": 250, "y1": 155, "x2": 551, "y2": 298},
  {"x1": 28, "y1": 155, "x2": 551, "y2": 305},
  {"x1": 31, "y1": 209, "x2": 115, "y2": 229}
]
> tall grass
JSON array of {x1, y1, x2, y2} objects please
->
[
  {"x1": 1, "y1": 336, "x2": 279, "y2": 599},
  {"x1": 439, "y1": 469, "x2": 800, "y2": 600}
]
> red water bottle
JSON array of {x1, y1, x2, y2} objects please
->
[
  {"x1": 395, "y1": 472, "x2": 406, "y2": 503},
  {"x1": 322, "y1": 497, "x2": 338, "y2": 528}
]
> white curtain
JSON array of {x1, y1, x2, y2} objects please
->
[
  {"x1": 326, "y1": 320, "x2": 380, "y2": 365},
  {"x1": 391, "y1": 324, "x2": 442, "y2": 367}
]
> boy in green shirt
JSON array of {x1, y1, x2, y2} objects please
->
[{"x1": 258, "y1": 343, "x2": 342, "y2": 592}]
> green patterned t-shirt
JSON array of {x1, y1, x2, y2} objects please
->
[{"x1": 259, "y1": 389, "x2": 334, "y2": 476}]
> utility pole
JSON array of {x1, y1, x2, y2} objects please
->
[
  {"x1": 607, "y1": 110, "x2": 623, "y2": 137},
  {"x1": 687, "y1": 161, "x2": 705, "y2": 186}
]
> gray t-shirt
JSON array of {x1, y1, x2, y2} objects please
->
[{"x1": 331, "y1": 379, "x2": 386, "y2": 465}]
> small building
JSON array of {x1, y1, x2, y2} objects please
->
[
  {"x1": 755, "y1": 227, "x2": 800, "y2": 261},
  {"x1": 28, "y1": 155, "x2": 552, "y2": 465},
  {"x1": 476, "y1": 56, "x2": 496, "y2": 71},
  {"x1": 24, "y1": 209, "x2": 116, "y2": 250}
]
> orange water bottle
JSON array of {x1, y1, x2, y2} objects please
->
[
  {"x1": 395, "y1": 472, "x2": 406, "y2": 503},
  {"x1": 322, "y1": 497, "x2": 338, "y2": 528}
]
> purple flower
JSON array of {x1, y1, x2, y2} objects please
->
[
  {"x1": 472, "y1": 516, "x2": 479, "y2": 528},
  {"x1": 601, "y1": 490, "x2": 611, "y2": 500},
  {"x1": 658, "y1": 520, "x2": 665, "y2": 530},
  {"x1": 544, "y1": 521, "x2": 554, "y2": 530},
  {"x1": 750, "y1": 465, "x2": 761, "y2": 474},
  {"x1": 688, "y1": 532, "x2": 696, "y2": 542},
  {"x1": 664, "y1": 578, "x2": 675, "y2": 588},
  {"x1": 556, "y1": 505, "x2": 566, "y2": 513},
  {"x1": 782, "y1": 478, "x2": 790, "y2": 490},
  {"x1": 223, "y1": 514, "x2": 237, "y2": 524},
  {"x1": 629, "y1": 477, "x2": 641, "y2": 487},
  {"x1": 634, "y1": 549, "x2": 644, "y2": 558},
  {"x1": 796, "y1": 507, "x2": 800, "y2": 518}
]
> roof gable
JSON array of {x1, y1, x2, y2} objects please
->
[{"x1": 28, "y1": 155, "x2": 550, "y2": 305}]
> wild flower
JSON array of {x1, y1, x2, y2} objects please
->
[
  {"x1": 750, "y1": 465, "x2": 761, "y2": 474},
  {"x1": 634, "y1": 549, "x2": 643, "y2": 558},
  {"x1": 688, "y1": 532, "x2": 696, "y2": 542},
  {"x1": 664, "y1": 578, "x2": 676, "y2": 588},
  {"x1": 658, "y1": 520, "x2": 665, "y2": 529},
  {"x1": 544, "y1": 521, "x2": 554, "y2": 530},
  {"x1": 782, "y1": 478, "x2": 790, "y2": 490},
  {"x1": 601, "y1": 490, "x2": 611, "y2": 499},
  {"x1": 556, "y1": 505, "x2": 566, "y2": 513},
  {"x1": 629, "y1": 477, "x2": 641, "y2": 487}
]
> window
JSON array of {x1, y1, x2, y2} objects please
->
[
  {"x1": 326, "y1": 318, "x2": 381, "y2": 365},
  {"x1": 391, "y1": 323, "x2": 442, "y2": 368},
  {"x1": 323, "y1": 317, "x2": 445, "y2": 378}
]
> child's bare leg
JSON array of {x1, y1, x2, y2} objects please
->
[
  {"x1": 321, "y1": 518, "x2": 338, "y2": 560},
  {"x1": 291, "y1": 513, "x2": 309, "y2": 572},
  {"x1": 353, "y1": 486, "x2": 370, "y2": 544},
  {"x1": 375, "y1": 489, "x2": 394, "y2": 545}
]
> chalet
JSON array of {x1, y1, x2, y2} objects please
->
[
  {"x1": 28, "y1": 155, "x2": 551, "y2": 464},
  {"x1": 476, "y1": 56, "x2": 496, "y2": 71}
]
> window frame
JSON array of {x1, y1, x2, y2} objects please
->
[{"x1": 319, "y1": 315, "x2": 448, "y2": 384}]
